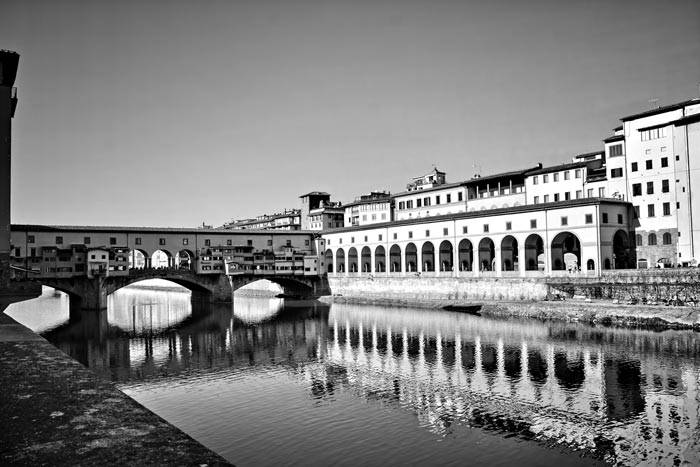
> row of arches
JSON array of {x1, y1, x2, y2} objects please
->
[
  {"x1": 325, "y1": 232, "x2": 588, "y2": 274},
  {"x1": 129, "y1": 249, "x2": 195, "y2": 269}
]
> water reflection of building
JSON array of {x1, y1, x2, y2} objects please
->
[{"x1": 35, "y1": 294, "x2": 700, "y2": 465}]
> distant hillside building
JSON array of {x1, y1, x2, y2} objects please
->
[
  {"x1": 344, "y1": 191, "x2": 393, "y2": 227},
  {"x1": 223, "y1": 209, "x2": 301, "y2": 231}
]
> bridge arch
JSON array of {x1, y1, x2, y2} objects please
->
[
  {"x1": 152, "y1": 249, "x2": 174, "y2": 269},
  {"x1": 129, "y1": 249, "x2": 151, "y2": 269},
  {"x1": 478, "y1": 237, "x2": 495, "y2": 271},
  {"x1": 524, "y1": 234, "x2": 544, "y2": 271}
]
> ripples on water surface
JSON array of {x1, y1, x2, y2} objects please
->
[{"x1": 6, "y1": 282, "x2": 700, "y2": 466}]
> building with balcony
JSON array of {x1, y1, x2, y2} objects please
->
[{"x1": 223, "y1": 209, "x2": 301, "y2": 231}]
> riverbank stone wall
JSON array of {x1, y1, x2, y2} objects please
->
[{"x1": 328, "y1": 276, "x2": 550, "y2": 302}]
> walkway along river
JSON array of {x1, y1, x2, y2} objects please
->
[{"x1": 5, "y1": 282, "x2": 700, "y2": 466}]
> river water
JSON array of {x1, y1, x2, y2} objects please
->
[{"x1": 5, "y1": 282, "x2": 700, "y2": 466}]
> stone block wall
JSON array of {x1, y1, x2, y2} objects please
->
[{"x1": 328, "y1": 276, "x2": 550, "y2": 303}]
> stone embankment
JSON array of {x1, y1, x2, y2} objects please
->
[
  {"x1": 324, "y1": 274, "x2": 700, "y2": 330},
  {"x1": 0, "y1": 308, "x2": 231, "y2": 466}
]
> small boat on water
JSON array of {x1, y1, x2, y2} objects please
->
[{"x1": 442, "y1": 304, "x2": 482, "y2": 316}]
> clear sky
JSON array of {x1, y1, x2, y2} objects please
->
[{"x1": 2, "y1": 0, "x2": 700, "y2": 227}]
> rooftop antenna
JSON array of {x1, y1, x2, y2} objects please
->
[{"x1": 648, "y1": 97, "x2": 659, "y2": 109}]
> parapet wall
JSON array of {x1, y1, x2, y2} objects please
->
[{"x1": 328, "y1": 276, "x2": 550, "y2": 303}]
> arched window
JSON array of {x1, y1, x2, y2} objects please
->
[
  {"x1": 604, "y1": 258, "x2": 611, "y2": 269},
  {"x1": 635, "y1": 234, "x2": 642, "y2": 246},
  {"x1": 648, "y1": 233, "x2": 657, "y2": 246},
  {"x1": 587, "y1": 259, "x2": 595, "y2": 270},
  {"x1": 662, "y1": 232, "x2": 672, "y2": 245}
]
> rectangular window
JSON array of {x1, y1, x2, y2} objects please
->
[
  {"x1": 204, "y1": 239, "x2": 211, "y2": 246},
  {"x1": 533, "y1": 175, "x2": 538, "y2": 185},
  {"x1": 561, "y1": 216, "x2": 568, "y2": 226},
  {"x1": 575, "y1": 169, "x2": 582, "y2": 178},
  {"x1": 110, "y1": 237, "x2": 117, "y2": 245},
  {"x1": 378, "y1": 234, "x2": 383, "y2": 241},
  {"x1": 633, "y1": 206, "x2": 640, "y2": 218},
  {"x1": 648, "y1": 204, "x2": 655, "y2": 217},
  {"x1": 286, "y1": 240, "x2": 292, "y2": 246},
  {"x1": 182, "y1": 238, "x2": 189, "y2": 245},
  {"x1": 617, "y1": 214, "x2": 623, "y2": 224},
  {"x1": 435, "y1": 195, "x2": 441, "y2": 205},
  {"x1": 646, "y1": 181, "x2": 654, "y2": 194},
  {"x1": 661, "y1": 157, "x2": 668, "y2": 168},
  {"x1": 267, "y1": 239, "x2": 273, "y2": 246},
  {"x1": 587, "y1": 188, "x2": 594, "y2": 198},
  {"x1": 543, "y1": 194, "x2": 550, "y2": 203},
  {"x1": 227, "y1": 239, "x2": 232, "y2": 246},
  {"x1": 632, "y1": 183, "x2": 642, "y2": 196},
  {"x1": 631, "y1": 162, "x2": 638, "y2": 172},
  {"x1": 458, "y1": 192, "x2": 463, "y2": 201},
  {"x1": 364, "y1": 235, "x2": 368, "y2": 242},
  {"x1": 27, "y1": 235, "x2": 35, "y2": 243},
  {"x1": 425, "y1": 230, "x2": 430, "y2": 237},
  {"x1": 663, "y1": 202, "x2": 671, "y2": 216},
  {"x1": 662, "y1": 179, "x2": 669, "y2": 193},
  {"x1": 443, "y1": 228, "x2": 448, "y2": 235},
  {"x1": 56, "y1": 236, "x2": 63, "y2": 245},
  {"x1": 159, "y1": 238, "x2": 166, "y2": 245},
  {"x1": 506, "y1": 222, "x2": 512, "y2": 230},
  {"x1": 534, "y1": 196, "x2": 540, "y2": 204},
  {"x1": 646, "y1": 160, "x2": 653, "y2": 170},
  {"x1": 599, "y1": 187, "x2": 605, "y2": 197},
  {"x1": 393, "y1": 233, "x2": 398, "y2": 240},
  {"x1": 408, "y1": 232, "x2": 413, "y2": 239},
  {"x1": 564, "y1": 192, "x2": 571, "y2": 200},
  {"x1": 553, "y1": 173, "x2": 559, "y2": 182},
  {"x1": 585, "y1": 214, "x2": 593, "y2": 224},
  {"x1": 576, "y1": 190, "x2": 582, "y2": 199},
  {"x1": 543, "y1": 174, "x2": 549, "y2": 183},
  {"x1": 83, "y1": 236, "x2": 91, "y2": 245},
  {"x1": 30, "y1": 247, "x2": 36, "y2": 257},
  {"x1": 602, "y1": 213, "x2": 608, "y2": 223},
  {"x1": 424, "y1": 197, "x2": 431, "y2": 206},
  {"x1": 247, "y1": 240, "x2": 253, "y2": 246},
  {"x1": 416, "y1": 199, "x2": 422, "y2": 208},
  {"x1": 554, "y1": 193, "x2": 560, "y2": 202},
  {"x1": 610, "y1": 168, "x2": 623, "y2": 178},
  {"x1": 446, "y1": 194, "x2": 451, "y2": 203},
  {"x1": 351, "y1": 237, "x2": 355, "y2": 243},
  {"x1": 609, "y1": 144, "x2": 623, "y2": 157},
  {"x1": 564, "y1": 171, "x2": 570, "y2": 180},
  {"x1": 135, "y1": 237, "x2": 142, "y2": 245},
  {"x1": 483, "y1": 224, "x2": 489, "y2": 233},
  {"x1": 530, "y1": 219, "x2": 537, "y2": 229},
  {"x1": 462, "y1": 226, "x2": 468, "y2": 234},
  {"x1": 406, "y1": 200, "x2": 413, "y2": 209}
]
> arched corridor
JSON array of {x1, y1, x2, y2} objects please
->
[
  {"x1": 500, "y1": 235, "x2": 518, "y2": 271},
  {"x1": 361, "y1": 247, "x2": 372, "y2": 273},
  {"x1": 421, "y1": 242, "x2": 435, "y2": 272},
  {"x1": 524, "y1": 234, "x2": 544, "y2": 271},
  {"x1": 375, "y1": 246, "x2": 386, "y2": 273},
  {"x1": 336, "y1": 248, "x2": 346, "y2": 273},
  {"x1": 325, "y1": 249, "x2": 334, "y2": 273},
  {"x1": 439, "y1": 240, "x2": 453, "y2": 272},
  {"x1": 478, "y1": 238, "x2": 495, "y2": 271},
  {"x1": 551, "y1": 232, "x2": 581, "y2": 271},
  {"x1": 405, "y1": 243, "x2": 417, "y2": 273},
  {"x1": 458, "y1": 239, "x2": 473, "y2": 272},
  {"x1": 348, "y1": 248, "x2": 358, "y2": 273},
  {"x1": 389, "y1": 245, "x2": 401, "y2": 273}
]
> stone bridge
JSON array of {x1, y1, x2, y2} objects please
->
[{"x1": 36, "y1": 268, "x2": 331, "y2": 310}]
